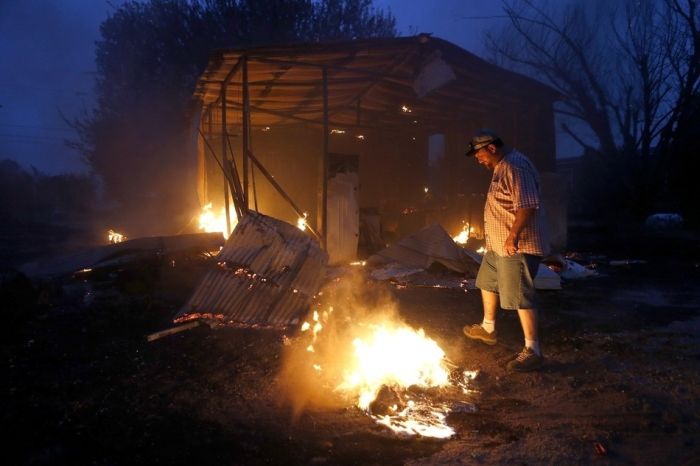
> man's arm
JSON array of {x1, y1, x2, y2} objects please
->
[{"x1": 504, "y1": 207, "x2": 536, "y2": 256}]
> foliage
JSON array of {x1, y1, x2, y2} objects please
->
[{"x1": 71, "y1": 0, "x2": 395, "y2": 234}]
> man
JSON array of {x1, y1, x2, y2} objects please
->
[{"x1": 463, "y1": 130, "x2": 550, "y2": 372}]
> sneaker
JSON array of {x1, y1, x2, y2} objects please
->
[
  {"x1": 506, "y1": 347, "x2": 543, "y2": 372},
  {"x1": 463, "y1": 324, "x2": 498, "y2": 345}
]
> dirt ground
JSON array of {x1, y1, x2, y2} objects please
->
[{"x1": 3, "y1": 227, "x2": 700, "y2": 465}]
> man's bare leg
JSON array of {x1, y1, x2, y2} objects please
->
[
  {"x1": 517, "y1": 308, "x2": 540, "y2": 355},
  {"x1": 482, "y1": 290, "x2": 499, "y2": 322}
]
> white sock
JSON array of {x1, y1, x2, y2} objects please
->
[
  {"x1": 481, "y1": 318, "x2": 495, "y2": 334},
  {"x1": 525, "y1": 339, "x2": 541, "y2": 355}
]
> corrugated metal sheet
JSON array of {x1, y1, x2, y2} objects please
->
[
  {"x1": 369, "y1": 224, "x2": 480, "y2": 277},
  {"x1": 175, "y1": 212, "x2": 328, "y2": 328},
  {"x1": 194, "y1": 35, "x2": 560, "y2": 129}
]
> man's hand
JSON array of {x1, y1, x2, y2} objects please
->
[
  {"x1": 504, "y1": 234, "x2": 518, "y2": 256},
  {"x1": 506, "y1": 208, "x2": 536, "y2": 256}
]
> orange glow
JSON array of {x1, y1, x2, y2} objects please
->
[
  {"x1": 198, "y1": 202, "x2": 238, "y2": 238},
  {"x1": 298, "y1": 309, "x2": 466, "y2": 438},
  {"x1": 108, "y1": 229, "x2": 126, "y2": 244},
  {"x1": 452, "y1": 221, "x2": 475, "y2": 245},
  {"x1": 337, "y1": 323, "x2": 450, "y2": 410}
]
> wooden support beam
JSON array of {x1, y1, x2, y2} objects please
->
[
  {"x1": 321, "y1": 66, "x2": 329, "y2": 250},
  {"x1": 242, "y1": 55, "x2": 250, "y2": 210},
  {"x1": 224, "y1": 134, "x2": 247, "y2": 220},
  {"x1": 198, "y1": 129, "x2": 244, "y2": 221},
  {"x1": 221, "y1": 83, "x2": 232, "y2": 237}
]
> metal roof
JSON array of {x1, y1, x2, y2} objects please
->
[
  {"x1": 194, "y1": 34, "x2": 560, "y2": 130},
  {"x1": 175, "y1": 211, "x2": 328, "y2": 328}
]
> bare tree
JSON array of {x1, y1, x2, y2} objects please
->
[
  {"x1": 656, "y1": 0, "x2": 700, "y2": 154},
  {"x1": 486, "y1": 0, "x2": 699, "y2": 159},
  {"x1": 485, "y1": 0, "x2": 619, "y2": 155},
  {"x1": 485, "y1": 0, "x2": 700, "y2": 221},
  {"x1": 611, "y1": 0, "x2": 671, "y2": 158}
]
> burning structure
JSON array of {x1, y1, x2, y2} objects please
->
[
  {"x1": 173, "y1": 35, "x2": 565, "y2": 437},
  {"x1": 190, "y1": 34, "x2": 564, "y2": 263}
]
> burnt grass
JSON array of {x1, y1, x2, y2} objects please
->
[{"x1": 3, "y1": 226, "x2": 700, "y2": 465}]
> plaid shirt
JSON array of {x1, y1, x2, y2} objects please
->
[{"x1": 484, "y1": 149, "x2": 550, "y2": 257}]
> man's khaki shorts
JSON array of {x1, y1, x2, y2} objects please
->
[{"x1": 475, "y1": 251, "x2": 541, "y2": 310}]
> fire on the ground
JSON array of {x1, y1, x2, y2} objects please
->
[{"x1": 297, "y1": 307, "x2": 477, "y2": 438}]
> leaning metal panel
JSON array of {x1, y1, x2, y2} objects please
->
[{"x1": 175, "y1": 211, "x2": 328, "y2": 329}]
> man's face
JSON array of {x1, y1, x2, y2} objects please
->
[{"x1": 474, "y1": 145, "x2": 502, "y2": 170}]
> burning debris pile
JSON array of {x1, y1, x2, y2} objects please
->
[{"x1": 279, "y1": 272, "x2": 478, "y2": 439}]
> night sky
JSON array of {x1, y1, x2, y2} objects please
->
[{"x1": 0, "y1": 0, "x2": 523, "y2": 175}]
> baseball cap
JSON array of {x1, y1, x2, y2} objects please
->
[{"x1": 465, "y1": 130, "x2": 502, "y2": 156}]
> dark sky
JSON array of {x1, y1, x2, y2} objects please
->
[
  {"x1": 0, "y1": 1, "x2": 124, "y2": 174},
  {"x1": 0, "y1": 0, "x2": 536, "y2": 176}
]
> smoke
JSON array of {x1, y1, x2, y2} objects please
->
[{"x1": 278, "y1": 269, "x2": 406, "y2": 418}]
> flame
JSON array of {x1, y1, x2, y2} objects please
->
[
  {"x1": 452, "y1": 222, "x2": 475, "y2": 245},
  {"x1": 108, "y1": 229, "x2": 126, "y2": 243},
  {"x1": 287, "y1": 282, "x2": 477, "y2": 439},
  {"x1": 300, "y1": 309, "x2": 325, "y2": 355},
  {"x1": 337, "y1": 324, "x2": 450, "y2": 410},
  {"x1": 198, "y1": 203, "x2": 237, "y2": 237}
]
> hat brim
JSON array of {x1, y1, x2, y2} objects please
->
[{"x1": 464, "y1": 140, "x2": 493, "y2": 157}]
